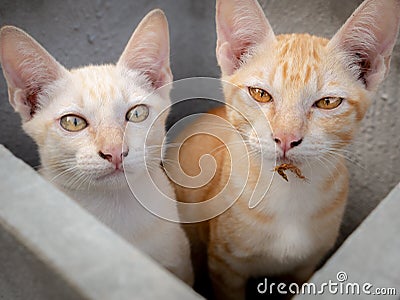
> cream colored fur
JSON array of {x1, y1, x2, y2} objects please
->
[{"x1": 0, "y1": 10, "x2": 193, "y2": 285}]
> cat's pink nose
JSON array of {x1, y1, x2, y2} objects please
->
[
  {"x1": 98, "y1": 146, "x2": 129, "y2": 168},
  {"x1": 273, "y1": 133, "x2": 303, "y2": 154}
]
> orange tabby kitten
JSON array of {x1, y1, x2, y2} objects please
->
[{"x1": 168, "y1": 0, "x2": 400, "y2": 298}]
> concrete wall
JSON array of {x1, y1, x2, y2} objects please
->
[
  {"x1": 0, "y1": 145, "x2": 202, "y2": 300},
  {"x1": 2, "y1": 143, "x2": 399, "y2": 299},
  {"x1": 0, "y1": 0, "x2": 399, "y2": 241}
]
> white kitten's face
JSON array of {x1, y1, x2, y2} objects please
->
[
  {"x1": 0, "y1": 10, "x2": 172, "y2": 192},
  {"x1": 26, "y1": 66, "x2": 169, "y2": 190}
]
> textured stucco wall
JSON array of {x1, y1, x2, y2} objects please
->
[{"x1": 0, "y1": 0, "x2": 399, "y2": 240}]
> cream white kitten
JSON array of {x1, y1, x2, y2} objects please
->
[{"x1": 0, "y1": 9, "x2": 193, "y2": 285}]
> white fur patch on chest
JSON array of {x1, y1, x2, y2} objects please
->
[
  {"x1": 227, "y1": 172, "x2": 336, "y2": 275},
  {"x1": 267, "y1": 220, "x2": 313, "y2": 262}
]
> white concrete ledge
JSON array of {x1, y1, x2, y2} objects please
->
[
  {"x1": 0, "y1": 145, "x2": 202, "y2": 300},
  {"x1": 295, "y1": 182, "x2": 400, "y2": 299},
  {"x1": 2, "y1": 141, "x2": 398, "y2": 300}
]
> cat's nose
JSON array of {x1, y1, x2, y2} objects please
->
[
  {"x1": 273, "y1": 134, "x2": 303, "y2": 153},
  {"x1": 98, "y1": 147, "x2": 129, "y2": 167}
]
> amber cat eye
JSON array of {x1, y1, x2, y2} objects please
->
[
  {"x1": 248, "y1": 87, "x2": 273, "y2": 103},
  {"x1": 60, "y1": 115, "x2": 88, "y2": 132},
  {"x1": 314, "y1": 97, "x2": 343, "y2": 110}
]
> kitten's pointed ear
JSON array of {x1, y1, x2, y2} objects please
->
[
  {"x1": 216, "y1": 0, "x2": 276, "y2": 76},
  {"x1": 0, "y1": 26, "x2": 68, "y2": 121},
  {"x1": 117, "y1": 9, "x2": 172, "y2": 89},
  {"x1": 328, "y1": 0, "x2": 400, "y2": 91}
]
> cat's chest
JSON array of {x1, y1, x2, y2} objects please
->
[
  {"x1": 233, "y1": 205, "x2": 316, "y2": 258},
  {"x1": 222, "y1": 171, "x2": 336, "y2": 265},
  {"x1": 73, "y1": 188, "x2": 149, "y2": 236}
]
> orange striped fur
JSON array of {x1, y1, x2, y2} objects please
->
[{"x1": 168, "y1": 0, "x2": 400, "y2": 299}]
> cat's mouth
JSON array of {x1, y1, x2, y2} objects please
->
[{"x1": 275, "y1": 155, "x2": 303, "y2": 167}]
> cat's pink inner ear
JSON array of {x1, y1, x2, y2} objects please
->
[
  {"x1": 328, "y1": 0, "x2": 400, "y2": 91},
  {"x1": 0, "y1": 26, "x2": 66, "y2": 121},
  {"x1": 215, "y1": 0, "x2": 276, "y2": 76},
  {"x1": 117, "y1": 9, "x2": 172, "y2": 89},
  {"x1": 216, "y1": 42, "x2": 237, "y2": 76}
]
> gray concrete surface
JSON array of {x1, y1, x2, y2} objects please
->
[
  {"x1": 0, "y1": 145, "x2": 202, "y2": 300},
  {"x1": 295, "y1": 182, "x2": 400, "y2": 300},
  {"x1": 0, "y1": 0, "x2": 399, "y2": 242}
]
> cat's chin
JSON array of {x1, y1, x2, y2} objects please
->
[
  {"x1": 94, "y1": 170, "x2": 128, "y2": 188},
  {"x1": 277, "y1": 157, "x2": 302, "y2": 165}
]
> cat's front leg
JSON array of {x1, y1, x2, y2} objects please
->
[
  {"x1": 166, "y1": 241, "x2": 194, "y2": 286},
  {"x1": 290, "y1": 246, "x2": 334, "y2": 285},
  {"x1": 156, "y1": 225, "x2": 194, "y2": 286},
  {"x1": 208, "y1": 244, "x2": 247, "y2": 300}
]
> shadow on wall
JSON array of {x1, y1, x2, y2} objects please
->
[{"x1": 0, "y1": 0, "x2": 399, "y2": 247}]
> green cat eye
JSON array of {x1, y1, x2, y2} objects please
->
[
  {"x1": 60, "y1": 115, "x2": 88, "y2": 132},
  {"x1": 126, "y1": 104, "x2": 149, "y2": 123},
  {"x1": 248, "y1": 87, "x2": 273, "y2": 103},
  {"x1": 314, "y1": 97, "x2": 343, "y2": 110}
]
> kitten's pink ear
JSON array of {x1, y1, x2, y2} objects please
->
[
  {"x1": 216, "y1": 0, "x2": 276, "y2": 76},
  {"x1": 117, "y1": 9, "x2": 172, "y2": 89},
  {"x1": 328, "y1": 0, "x2": 400, "y2": 91},
  {"x1": 0, "y1": 26, "x2": 67, "y2": 121}
]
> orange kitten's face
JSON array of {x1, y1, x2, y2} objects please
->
[
  {"x1": 225, "y1": 34, "x2": 370, "y2": 164},
  {"x1": 216, "y1": 0, "x2": 400, "y2": 166}
]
